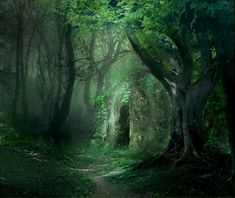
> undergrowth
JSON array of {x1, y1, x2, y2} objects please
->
[
  {"x1": 0, "y1": 113, "x2": 95, "y2": 197},
  {"x1": 1, "y1": 113, "x2": 233, "y2": 197},
  {"x1": 107, "y1": 159, "x2": 234, "y2": 197},
  {"x1": 82, "y1": 141, "x2": 234, "y2": 197}
]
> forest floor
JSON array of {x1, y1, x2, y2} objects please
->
[
  {"x1": 0, "y1": 145, "x2": 95, "y2": 197},
  {"x1": 77, "y1": 154, "x2": 150, "y2": 198},
  {"x1": 0, "y1": 143, "x2": 153, "y2": 197},
  {"x1": 0, "y1": 142, "x2": 234, "y2": 197}
]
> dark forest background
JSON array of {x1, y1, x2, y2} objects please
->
[{"x1": 0, "y1": 0, "x2": 234, "y2": 197}]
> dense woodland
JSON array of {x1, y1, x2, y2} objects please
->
[{"x1": 0, "y1": 0, "x2": 234, "y2": 197}]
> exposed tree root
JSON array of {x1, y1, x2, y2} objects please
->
[
  {"x1": 173, "y1": 146, "x2": 214, "y2": 167},
  {"x1": 131, "y1": 146, "x2": 181, "y2": 170},
  {"x1": 130, "y1": 145, "x2": 230, "y2": 171}
]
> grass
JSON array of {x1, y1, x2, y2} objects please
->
[
  {"x1": 80, "y1": 140, "x2": 140, "y2": 175},
  {"x1": 82, "y1": 141, "x2": 234, "y2": 197},
  {"x1": 0, "y1": 114, "x2": 95, "y2": 197},
  {"x1": 1, "y1": 138, "x2": 234, "y2": 197},
  {"x1": 0, "y1": 145, "x2": 95, "y2": 197},
  {"x1": 108, "y1": 159, "x2": 234, "y2": 197},
  {"x1": 0, "y1": 115, "x2": 234, "y2": 197}
]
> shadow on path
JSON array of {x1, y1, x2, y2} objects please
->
[{"x1": 78, "y1": 155, "x2": 152, "y2": 198}]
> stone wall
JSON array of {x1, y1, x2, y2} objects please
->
[
  {"x1": 129, "y1": 75, "x2": 171, "y2": 155},
  {"x1": 105, "y1": 73, "x2": 171, "y2": 155}
]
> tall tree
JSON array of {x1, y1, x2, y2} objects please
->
[
  {"x1": 93, "y1": 0, "x2": 234, "y2": 164},
  {"x1": 128, "y1": 30, "x2": 218, "y2": 162},
  {"x1": 48, "y1": 22, "x2": 76, "y2": 143},
  {"x1": 11, "y1": 0, "x2": 25, "y2": 117}
]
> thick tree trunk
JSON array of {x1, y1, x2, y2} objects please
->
[
  {"x1": 172, "y1": 76, "x2": 215, "y2": 159},
  {"x1": 140, "y1": 83, "x2": 213, "y2": 168},
  {"x1": 49, "y1": 24, "x2": 76, "y2": 144},
  {"x1": 168, "y1": 91, "x2": 184, "y2": 152},
  {"x1": 164, "y1": 87, "x2": 205, "y2": 161},
  {"x1": 128, "y1": 32, "x2": 217, "y2": 166}
]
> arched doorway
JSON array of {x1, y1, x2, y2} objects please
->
[{"x1": 116, "y1": 104, "x2": 130, "y2": 148}]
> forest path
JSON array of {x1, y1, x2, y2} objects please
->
[{"x1": 77, "y1": 155, "x2": 147, "y2": 198}]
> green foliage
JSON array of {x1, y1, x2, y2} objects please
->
[
  {"x1": 0, "y1": 112, "x2": 95, "y2": 196},
  {"x1": 204, "y1": 82, "x2": 230, "y2": 154},
  {"x1": 0, "y1": 113, "x2": 75, "y2": 159},
  {"x1": 83, "y1": 139, "x2": 137, "y2": 175},
  {"x1": 64, "y1": 0, "x2": 233, "y2": 157},
  {"x1": 0, "y1": 113, "x2": 20, "y2": 144},
  {"x1": 85, "y1": 139, "x2": 113, "y2": 156},
  {"x1": 93, "y1": 81, "x2": 131, "y2": 136},
  {"x1": 93, "y1": 93, "x2": 109, "y2": 135},
  {"x1": 0, "y1": 146, "x2": 94, "y2": 197},
  {"x1": 0, "y1": 114, "x2": 42, "y2": 150},
  {"x1": 129, "y1": 73, "x2": 171, "y2": 155},
  {"x1": 109, "y1": 164, "x2": 233, "y2": 197},
  {"x1": 120, "y1": 82, "x2": 131, "y2": 104}
]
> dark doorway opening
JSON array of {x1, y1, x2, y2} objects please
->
[{"x1": 116, "y1": 104, "x2": 130, "y2": 148}]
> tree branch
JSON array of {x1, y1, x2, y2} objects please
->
[{"x1": 127, "y1": 32, "x2": 175, "y2": 93}]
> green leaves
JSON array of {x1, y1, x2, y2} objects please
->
[{"x1": 120, "y1": 83, "x2": 131, "y2": 104}]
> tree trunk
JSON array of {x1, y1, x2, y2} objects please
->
[
  {"x1": 37, "y1": 39, "x2": 49, "y2": 127},
  {"x1": 53, "y1": 67, "x2": 62, "y2": 116},
  {"x1": 53, "y1": 20, "x2": 64, "y2": 117},
  {"x1": 49, "y1": 24, "x2": 76, "y2": 144},
  {"x1": 21, "y1": 75, "x2": 28, "y2": 119},
  {"x1": 128, "y1": 32, "x2": 217, "y2": 165},
  {"x1": 95, "y1": 59, "x2": 113, "y2": 98},
  {"x1": 166, "y1": 91, "x2": 184, "y2": 154},
  {"x1": 84, "y1": 75, "x2": 93, "y2": 112},
  {"x1": 21, "y1": 28, "x2": 35, "y2": 120},
  {"x1": 96, "y1": 71, "x2": 105, "y2": 97},
  {"x1": 36, "y1": 20, "x2": 55, "y2": 123},
  {"x1": 84, "y1": 32, "x2": 96, "y2": 112},
  {"x1": 83, "y1": 75, "x2": 95, "y2": 143},
  {"x1": 12, "y1": 11, "x2": 23, "y2": 117},
  {"x1": 165, "y1": 85, "x2": 206, "y2": 160}
]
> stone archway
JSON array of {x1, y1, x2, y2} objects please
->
[{"x1": 116, "y1": 104, "x2": 130, "y2": 148}]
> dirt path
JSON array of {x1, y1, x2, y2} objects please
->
[
  {"x1": 78, "y1": 156, "x2": 150, "y2": 198},
  {"x1": 90, "y1": 174, "x2": 138, "y2": 198}
]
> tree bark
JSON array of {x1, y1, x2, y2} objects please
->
[
  {"x1": 35, "y1": 19, "x2": 55, "y2": 122},
  {"x1": 48, "y1": 24, "x2": 76, "y2": 144},
  {"x1": 96, "y1": 71, "x2": 106, "y2": 97},
  {"x1": 84, "y1": 32, "x2": 95, "y2": 113},
  {"x1": 37, "y1": 39, "x2": 50, "y2": 127},
  {"x1": 95, "y1": 31, "x2": 123, "y2": 97},
  {"x1": 127, "y1": 32, "x2": 218, "y2": 163},
  {"x1": 12, "y1": 8, "x2": 23, "y2": 117},
  {"x1": 84, "y1": 75, "x2": 93, "y2": 113},
  {"x1": 53, "y1": 18, "x2": 64, "y2": 117},
  {"x1": 21, "y1": 27, "x2": 35, "y2": 120}
]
